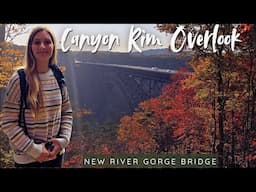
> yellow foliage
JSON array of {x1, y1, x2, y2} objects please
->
[
  {"x1": 195, "y1": 88, "x2": 210, "y2": 100},
  {"x1": 59, "y1": 66, "x2": 66, "y2": 73},
  {"x1": 0, "y1": 41, "x2": 24, "y2": 87}
]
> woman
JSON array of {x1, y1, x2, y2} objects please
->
[{"x1": 1, "y1": 26, "x2": 73, "y2": 167}]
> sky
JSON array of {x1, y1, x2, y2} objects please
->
[{"x1": 12, "y1": 24, "x2": 172, "y2": 53}]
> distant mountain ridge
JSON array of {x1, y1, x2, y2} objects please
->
[
  {"x1": 135, "y1": 48, "x2": 170, "y2": 55},
  {"x1": 131, "y1": 48, "x2": 193, "y2": 56},
  {"x1": 58, "y1": 48, "x2": 191, "y2": 71}
]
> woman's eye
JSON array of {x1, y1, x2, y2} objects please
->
[
  {"x1": 33, "y1": 41, "x2": 41, "y2": 45},
  {"x1": 44, "y1": 40, "x2": 52, "y2": 45}
]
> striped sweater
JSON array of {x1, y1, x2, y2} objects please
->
[{"x1": 1, "y1": 69, "x2": 73, "y2": 164}]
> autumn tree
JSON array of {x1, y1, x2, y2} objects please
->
[
  {"x1": 0, "y1": 42, "x2": 24, "y2": 87},
  {"x1": 233, "y1": 24, "x2": 256, "y2": 167},
  {"x1": 117, "y1": 70, "x2": 212, "y2": 154},
  {"x1": 157, "y1": 24, "x2": 242, "y2": 167},
  {"x1": 0, "y1": 24, "x2": 27, "y2": 41},
  {"x1": 0, "y1": 24, "x2": 27, "y2": 87},
  {"x1": 156, "y1": 24, "x2": 256, "y2": 167}
]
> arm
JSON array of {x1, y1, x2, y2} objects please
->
[
  {"x1": 54, "y1": 84, "x2": 73, "y2": 150},
  {"x1": 1, "y1": 72, "x2": 43, "y2": 160}
]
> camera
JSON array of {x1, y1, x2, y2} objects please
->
[{"x1": 45, "y1": 141, "x2": 54, "y2": 152}]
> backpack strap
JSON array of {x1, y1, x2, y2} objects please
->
[
  {"x1": 49, "y1": 64, "x2": 66, "y2": 138},
  {"x1": 17, "y1": 68, "x2": 30, "y2": 138},
  {"x1": 49, "y1": 64, "x2": 66, "y2": 101}
]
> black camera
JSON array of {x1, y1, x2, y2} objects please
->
[{"x1": 45, "y1": 141, "x2": 54, "y2": 152}]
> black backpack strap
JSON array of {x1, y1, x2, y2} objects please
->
[
  {"x1": 49, "y1": 64, "x2": 66, "y2": 137},
  {"x1": 17, "y1": 69, "x2": 30, "y2": 137},
  {"x1": 49, "y1": 64, "x2": 66, "y2": 101}
]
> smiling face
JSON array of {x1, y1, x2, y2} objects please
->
[{"x1": 31, "y1": 30, "x2": 54, "y2": 64}]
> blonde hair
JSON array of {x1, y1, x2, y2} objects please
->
[{"x1": 24, "y1": 26, "x2": 57, "y2": 117}]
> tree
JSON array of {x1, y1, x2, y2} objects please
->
[
  {"x1": 0, "y1": 24, "x2": 27, "y2": 41},
  {"x1": 117, "y1": 70, "x2": 211, "y2": 154},
  {"x1": 156, "y1": 24, "x2": 256, "y2": 167},
  {"x1": 156, "y1": 24, "x2": 239, "y2": 167},
  {"x1": 0, "y1": 41, "x2": 24, "y2": 87}
]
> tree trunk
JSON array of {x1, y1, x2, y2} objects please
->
[
  {"x1": 0, "y1": 24, "x2": 5, "y2": 41},
  {"x1": 212, "y1": 97, "x2": 217, "y2": 153},
  {"x1": 216, "y1": 60, "x2": 225, "y2": 168},
  {"x1": 231, "y1": 110, "x2": 235, "y2": 167}
]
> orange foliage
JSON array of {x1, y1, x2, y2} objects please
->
[
  {"x1": 63, "y1": 154, "x2": 83, "y2": 168},
  {"x1": 239, "y1": 24, "x2": 253, "y2": 33},
  {"x1": 118, "y1": 113, "x2": 158, "y2": 153},
  {"x1": 0, "y1": 41, "x2": 24, "y2": 87},
  {"x1": 59, "y1": 66, "x2": 66, "y2": 73},
  {"x1": 117, "y1": 69, "x2": 212, "y2": 154}
]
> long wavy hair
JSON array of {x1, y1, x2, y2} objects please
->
[{"x1": 24, "y1": 26, "x2": 57, "y2": 117}]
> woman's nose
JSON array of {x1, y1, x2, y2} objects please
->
[{"x1": 39, "y1": 42, "x2": 46, "y2": 48}]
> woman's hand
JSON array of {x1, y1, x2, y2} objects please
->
[
  {"x1": 48, "y1": 139, "x2": 62, "y2": 159},
  {"x1": 36, "y1": 144, "x2": 50, "y2": 162}
]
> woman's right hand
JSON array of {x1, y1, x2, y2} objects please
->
[{"x1": 36, "y1": 144, "x2": 50, "y2": 163}]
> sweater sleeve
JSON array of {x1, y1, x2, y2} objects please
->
[
  {"x1": 56, "y1": 83, "x2": 73, "y2": 149},
  {"x1": 0, "y1": 72, "x2": 42, "y2": 160}
]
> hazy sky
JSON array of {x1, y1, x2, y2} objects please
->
[{"x1": 12, "y1": 24, "x2": 172, "y2": 53}]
